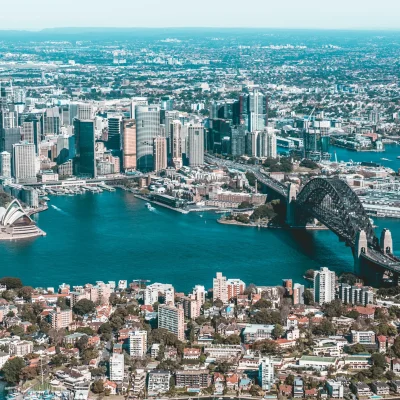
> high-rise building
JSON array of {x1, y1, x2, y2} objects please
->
[
  {"x1": 293, "y1": 283, "x2": 305, "y2": 305},
  {"x1": 107, "y1": 115, "x2": 123, "y2": 151},
  {"x1": 153, "y1": 136, "x2": 167, "y2": 172},
  {"x1": 227, "y1": 279, "x2": 246, "y2": 300},
  {"x1": 129, "y1": 330, "x2": 147, "y2": 358},
  {"x1": 231, "y1": 125, "x2": 247, "y2": 156},
  {"x1": 171, "y1": 120, "x2": 183, "y2": 168},
  {"x1": 21, "y1": 115, "x2": 41, "y2": 155},
  {"x1": 123, "y1": 119, "x2": 137, "y2": 171},
  {"x1": 158, "y1": 304, "x2": 185, "y2": 341},
  {"x1": 248, "y1": 90, "x2": 266, "y2": 132},
  {"x1": 74, "y1": 119, "x2": 96, "y2": 178},
  {"x1": 0, "y1": 151, "x2": 11, "y2": 178},
  {"x1": 258, "y1": 128, "x2": 277, "y2": 158},
  {"x1": 258, "y1": 357, "x2": 275, "y2": 391},
  {"x1": 213, "y1": 272, "x2": 228, "y2": 303},
  {"x1": 77, "y1": 103, "x2": 93, "y2": 120},
  {"x1": 188, "y1": 124, "x2": 204, "y2": 167},
  {"x1": 136, "y1": 105, "x2": 160, "y2": 171},
  {"x1": 49, "y1": 307, "x2": 73, "y2": 330},
  {"x1": 109, "y1": 353, "x2": 124, "y2": 382},
  {"x1": 313, "y1": 267, "x2": 336, "y2": 305},
  {"x1": 42, "y1": 107, "x2": 60, "y2": 136},
  {"x1": 12, "y1": 142, "x2": 37, "y2": 184}
]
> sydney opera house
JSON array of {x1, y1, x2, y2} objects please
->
[{"x1": 0, "y1": 199, "x2": 45, "y2": 240}]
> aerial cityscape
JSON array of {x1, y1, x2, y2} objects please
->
[{"x1": 1, "y1": 2, "x2": 400, "y2": 399}]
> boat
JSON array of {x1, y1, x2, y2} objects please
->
[
  {"x1": 145, "y1": 203, "x2": 156, "y2": 211},
  {"x1": 397, "y1": 156, "x2": 400, "y2": 159},
  {"x1": 381, "y1": 158, "x2": 391, "y2": 161}
]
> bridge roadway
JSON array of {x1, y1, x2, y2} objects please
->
[
  {"x1": 204, "y1": 155, "x2": 288, "y2": 198},
  {"x1": 362, "y1": 247, "x2": 400, "y2": 273}
]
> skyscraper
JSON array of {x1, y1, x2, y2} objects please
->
[
  {"x1": 213, "y1": 272, "x2": 228, "y2": 303},
  {"x1": 158, "y1": 304, "x2": 185, "y2": 341},
  {"x1": 136, "y1": 105, "x2": 160, "y2": 171},
  {"x1": 0, "y1": 151, "x2": 11, "y2": 178},
  {"x1": 171, "y1": 120, "x2": 183, "y2": 168},
  {"x1": 258, "y1": 128, "x2": 277, "y2": 158},
  {"x1": 42, "y1": 107, "x2": 60, "y2": 136},
  {"x1": 77, "y1": 103, "x2": 93, "y2": 120},
  {"x1": 107, "y1": 115, "x2": 123, "y2": 151},
  {"x1": 123, "y1": 119, "x2": 137, "y2": 171},
  {"x1": 231, "y1": 125, "x2": 246, "y2": 156},
  {"x1": 12, "y1": 142, "x2": 37, "y2": 184},
  {"x1": 109, "y1": 353, "x2": 124, "y2": 382},
  {"x1": 153, "y1": 136, "x2": 167, "y2": 172},
  {"x1": 74, "y1": 119, "x2": 96, "y2": 178},
  {"x1": 248, "y1": 90, "x2": 266, "y2": 132},
  {"x1": 21, "y1": 115, "x2": 41, "y2": 155},
  {"x1": 313, "y1": 267, "x2": 336, "y2": 305},
  {"x1": 188, "y1": 124, "x2": 204, "y2": 167}
]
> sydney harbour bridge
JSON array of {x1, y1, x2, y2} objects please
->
[{"x1": 205, "y1": 155, "x2": 400, "y2": 286}]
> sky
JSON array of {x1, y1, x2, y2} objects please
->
[{"x1": 0, "y1": 0, "x2": 399, "y2": 31}]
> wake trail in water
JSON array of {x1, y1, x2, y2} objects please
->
[{"x1": 51, "y1": 205, "x2": 70, "y2": 216}]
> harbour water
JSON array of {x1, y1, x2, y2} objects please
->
[{"x1": 0, "y1": 145, "x2": 399, "y2": 293}]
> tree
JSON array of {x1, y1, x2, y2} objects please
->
[
  {"x1": 253, "y1": 299, "x2": 273, "y2": 310},
  {"x1": 0, "y1": 277, "x2": 23, "y2": 289},
  {"x1": 323, "y1": 299, "x2": 345, "y2": 318},
  {"x1": 213, "y1": 299, "x2": 223, "y2": 308},
  {"x1": 253, "y1": 339, "x2": 279, "y2": 354},
  {"x1": 272, "y1": 324, "x2": 285, "y2": 339},
  {"x1": 312, "y1": 318, "x2": 336, "y2": 336},
  {"x1": 339, "y1": 273, "x2": 358, "y2": 286},
  {"x1": 303, "y1": 290, "x2": 314, "y2": 305},
  {"x1": 17, "y1": 286, "x2": 34, "y2": 301},
  {"x1": 304, "y1": 269, "x2": 315, "y2": 280},
  {"x1": 252, "y1": 310, "x2": 281, "y2": 325},
  {"x1": 3, "y1": 357, "x2": 25, "y2": 383},
  {"x1": 224, "y1": 335, "x2": 241, "y2": 345},
  {"x1": 371, "y1": 353, "x2": 387, "y2": 369},
  {"x1": 56, "y1": 297, "x2": 70, "y2": 311},
  {"x1": 243, "y1": 284, "x2": 257, "y2": 295},
  {"x1": 21, "y1": 366, "x2": 38, "y2": 381},
  {"x1": 238, "y1": 201, "x2": 252, "y2": 209},
  {"x1": 73, "y1": 299, "x2": 96, "y2": 316},
  {"x1": 92, "y1": 380, "x2": 104, "y2": 394}
]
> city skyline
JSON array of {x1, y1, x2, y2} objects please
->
[{"x1": 0, "y1": 0, "x2": 400, "y2": 31}]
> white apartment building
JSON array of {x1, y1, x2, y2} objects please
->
[
  {"x1": 147, "y1": 370, "x2": 170, "y2": 396},
  {"x1": 158, "y1": 304, "x2": 184, "y2": 341},
  {"x1": 259, "y1": 357, "x2": 275, "y2": 391},
  {"x1": 109, "y1": 353, "x2": 124, "y2": 382},
  {"x1": 129, "y1": 330, "x2": 147, "y2": 358},
  {"x1": 12, "y1": 142, "x2": 37, "y2": 184},
  {"x1": 9, "y1": 340, "x2": 33, "y2": 356},
  {"x1": 314, "y1": 267, "x2": 336, "y2": 305},
  {"x1": 213, "y1": 272, "x2": 228, "y2": 303}
]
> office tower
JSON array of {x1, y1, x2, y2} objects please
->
[
  {"x1": 247, "y1": 131, "x2": 258, "y2": 157},
  {"x1": 136, "y1": 105, "x2": 160, "y2": 171},
  {"x1": 0, "y1": 151, "x2": 11, "y2": 178},
  {"x1": 161, "y1": 96, "x2": 174, "y2": 111},
  {"x1": 74, "y1": 119, "x2": 96, "y2": 178},
  {"x1": 258, "y1": 357, "x2": 275, "y2": 391},
  {"x1": 158, "y1": 304, "x2": 185, "y2": 341},
  {"x1": 227, "y1": 279, "x2": 246, "y2": 300},
  {"x1": 248, "y1": 90, "x2": 266, "y2": 132},
  {"x1": 69, "y1": 103, "x2": 79, "y2": 124},
  {"x1": 109, "y1": 353, "x2": 124, "y2": 382},
  {"x1": 21, "y1": 115, "x2": 41, "y2": 155},
  {"x1": 42, "y1": 107, "x2": 60, "y2": 135},
  {"x1": 12, "y1": 142, "x2": 37, "y2": 184},
  {"x1": 77, "y1": 103, "x2": 93, "y2": 120},
  {"x1": 293, "y1": 283, "x2": 305, "y2": 305},
  {"x1": 153, "y1": 136, "x2": 167, "y2": 172},
  {"x1": 1, "y1": 111, "x2": 18, "y2": 129},
  {"x1": 313, "y1": 267, "x2": 336, "y2": 305},
  {"x1": 130, "y1": 97, "x2": 148, "y2": 119},
  {"x1": 258, "y1": 128, "x2": 277, "y2": 158},
  {"x1": 123, "y1": 119, "x2": 137, "y2": 171},
  {"x1": 188, "y1": 124, "x2": 204, "y2": 167},
  {"x1": 129, "y1": 330, "x2": 147, "y2": 358},
  {"x1": 231, "y1": 125, "x2": 246, "y2": 156},
  {"x1": 171, "y1": 120, "x2": 183, "y2": 168},
  {"x1": 0, "y1": 127, "x2": 21, "y2": 154},
  {"x1": 107, "y1": 115, "x2": 123, "y2": 151},
  {"x1": 213, "y1": 272, "x2": 228, "y2": 303},
  {"x1": 60, "y1": 105, "x2": 70, "y2": 127},
  {"x1": 208, "y1": 118, "x2": 231, "y2": 154},
  {"x1": 57, "y1": 134, "x2": 75, "y2": 164}
]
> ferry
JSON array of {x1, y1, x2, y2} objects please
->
[{"x1": 380, "y1": 158, "x2": 391, "y2": 161}]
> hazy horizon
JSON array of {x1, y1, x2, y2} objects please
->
[{"x1": 1, "y1": 0, "x2": 400, "y2": 31}]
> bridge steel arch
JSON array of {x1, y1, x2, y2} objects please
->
[{"x1": 296, "y1": 178, "x2": 376, "y2": 247}]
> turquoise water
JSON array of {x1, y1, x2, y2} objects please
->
[
  {"x1": 0, "y1": 189, "x2": 399, "y2": 292},
  {"x1": 0, "y1": 145, "x2": 399, "y2": 292}
]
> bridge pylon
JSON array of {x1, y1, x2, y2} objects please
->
[
  {"x1": 354, "y1": 229, "x2": 368, "y2": 276},
  {"x1": 285, "y1": 183, "x2": 298, "y2": 226},
  {"x1": 380, "y1": 228, "x2": 393, "y2": 255}
]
